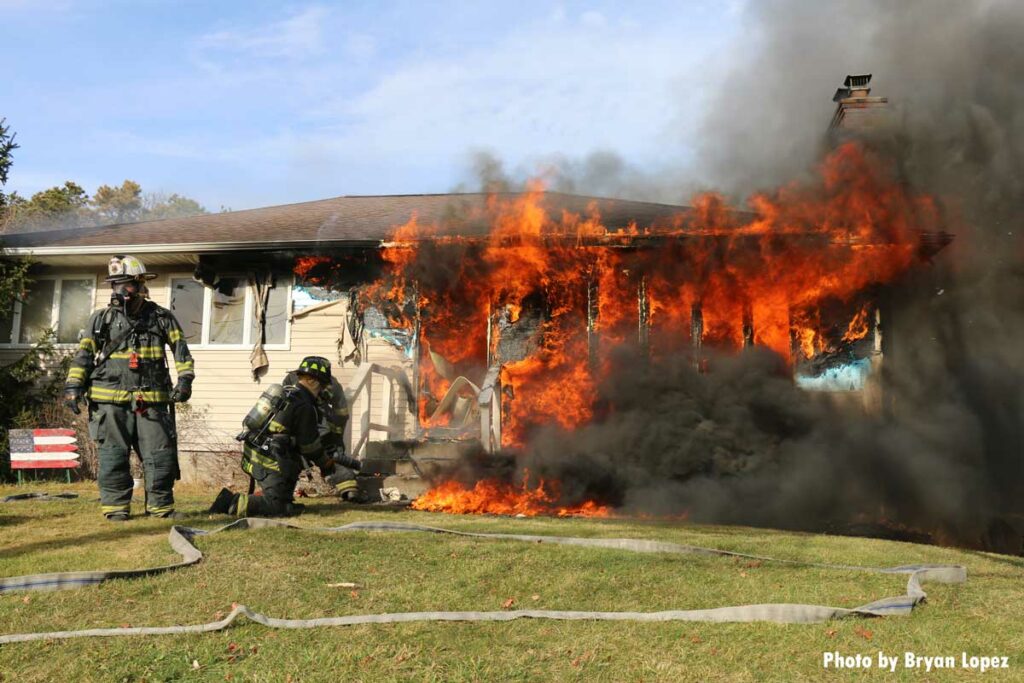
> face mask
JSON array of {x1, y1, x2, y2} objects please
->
[{"x1": 111, "y1": 281, "x2": 139, "y2": 306}]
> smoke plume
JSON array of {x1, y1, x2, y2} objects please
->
[{"x1": 515, "y1": 0, "x2": 1024, "y2": 550}]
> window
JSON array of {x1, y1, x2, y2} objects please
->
[
  {"x1": 254, "y1": 280, "x2": 290, "y2": 345},
  {"x1": 210, "y1": 277, "x2": 247, "y2": 344},
  {"x1": 18, "y1": 280, "x2": 56, "y2": 343},
  {"x1": 0, "y1": 277, "x2": 96, "y2": 346},
  {"x1": 56, "y1": 279, "x2": 94, "y2": 343},
  {"x1": 169, "y1": 278, "x2": 205, "y2": 343},
  {"x1": 0, "y1": 301, "x2": 14, "y2": 344},
  {"x1": 167, "y1": 274, "x2": 291, "y2": 348}
]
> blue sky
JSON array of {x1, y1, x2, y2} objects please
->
[{"x1": 1, "y1": 1, "x2": 741, "y2": 211}]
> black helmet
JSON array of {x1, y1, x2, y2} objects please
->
[{"x1": 295, "y1": 356, "x2": 332, "y2": 385}]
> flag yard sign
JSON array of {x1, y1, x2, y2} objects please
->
[{"x1": 8, "y1": 429, "x2": 80, "y2": 470}]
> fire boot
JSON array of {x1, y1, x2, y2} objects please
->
[
  {"x1": 208, "y1": 487, "x2": 239, "y2": 515},
  {"x1": 325, "y1": 468, "x2": 360, "y2": 501}
]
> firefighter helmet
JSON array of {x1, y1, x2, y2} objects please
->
[
  {"x1": 106, "y1": 254, "x2": 157, "y2": 283},
  {"x1": 295, "y1": 356, "x2": 332, "y2": 385}
]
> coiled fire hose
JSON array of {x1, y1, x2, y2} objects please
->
[{"x1": 0, "y1": 497, "x2": 967, "y2": 643}]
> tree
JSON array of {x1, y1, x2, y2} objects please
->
[
  {"x1": 142, "y1": 191, "x2": 208, "y2": 220},
  {"x1": 6, "y1": 181, "x2": 90, "y2": 230},
  {"x1": 0, "y1": 118, "x2": 17, "y2": 221},
  {"x1": 91, "y1": 179, "x2": 143, "y2": 223}
]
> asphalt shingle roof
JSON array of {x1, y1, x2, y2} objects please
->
[{"x1": 2, "y1": 192, "x2": 692, "y2": 252}]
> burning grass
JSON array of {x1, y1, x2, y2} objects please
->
[{"x1": 410, "y1": 473, "x2": 612, "y2": 518}]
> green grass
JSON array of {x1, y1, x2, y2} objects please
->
[{"x1": 1, "y1": 482, "x2": 1022, "y2": 682}]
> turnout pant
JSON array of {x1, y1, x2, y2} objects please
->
[
  {"x1": 90, "y1": 402, "x2": 178, "y2": 517},
  {"x1": 237, "y1": 460, "x2": 304, "y2": 517}
]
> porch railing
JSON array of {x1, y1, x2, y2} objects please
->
[
  {"x1": 477, "y1": 365, "x2": 502, "y2": 453},
  {"x1": 345, "y1": 363, "x2": 415, "y2": 458}
]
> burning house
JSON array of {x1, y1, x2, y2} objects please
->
[{"x1": 1, "y1": 77, "x2": 952, "y2": 517}]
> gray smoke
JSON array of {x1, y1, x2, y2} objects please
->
[
  {"x1": 456, "y1": 149, "x2": 700, "y2": 204},
  {"x1": 516, "y1": 0, "x2": 1024, "y2": 551}
]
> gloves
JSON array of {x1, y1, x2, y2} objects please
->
[
  {"x1": 63, "y1": 386, "x2": 83, "y2": 415},
  {"x1": 170, "y1": 377, "x2": 192, "y2": 403}
]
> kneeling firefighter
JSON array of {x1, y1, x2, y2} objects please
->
[
  {"x1": 209, "y1": 356, "x2": 361, "y2": 517},
  {"x1": 282, "y1": 368, "x2": 359, "y2": 500}
]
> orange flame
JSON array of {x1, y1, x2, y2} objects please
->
[{"x1": 410, "y1": 474, "x2": 611, "y2": 517}]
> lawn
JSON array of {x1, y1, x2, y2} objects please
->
[{"x1": 1, "y1": 482, "x2": 1022, "y2": 682}]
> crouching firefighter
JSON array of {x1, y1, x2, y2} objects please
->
[
  {"x1": 209, "y1": 356, "x2": 361, "y2": 517},
  {"x1": 63, "y1": 255, "x2": 195, "y2": 521},
  {"x1": 282, "y1": 367, "x2": 360, "y2": 501}
]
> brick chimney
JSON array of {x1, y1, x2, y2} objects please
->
[{"x1": 829, "y1": 74, "x2": 889, "y2": 132}]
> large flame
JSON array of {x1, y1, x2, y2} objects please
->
[{"x1": 298, "y1": 143, "x2": 943, "y2": 517}]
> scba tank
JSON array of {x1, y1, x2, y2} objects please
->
[{"x1": 242, "y1": 383, "x2": 287, "y2": 433}]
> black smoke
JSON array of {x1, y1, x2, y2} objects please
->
[{"x1": 513, "y1": 0, "x2": 1024, "y2": 552}]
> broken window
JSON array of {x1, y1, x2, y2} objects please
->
[
  {"x1": 250, "y1": 276, "x2": 290, "y2": 345},
  {"x1": 210, "y1": 276, "x2": 246, "y2": 344},
  {"x1": 170, "y1": 277, "x2": 205, "y2": 343}
]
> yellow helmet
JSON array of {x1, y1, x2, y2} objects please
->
[{"x1": 106, "y1": 254, "x2": 157, "y2": 283}]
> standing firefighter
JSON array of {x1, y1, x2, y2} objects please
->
[
  {"x1": 209, "y1": 356, "x2": 361, "y2": 517},
  {"x1": 63, "y1": 255, "x2": 195, "y2": 521}
]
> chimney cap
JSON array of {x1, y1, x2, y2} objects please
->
[{"x1": 844, "y1": 74, "x2": 872, "y2": 88}]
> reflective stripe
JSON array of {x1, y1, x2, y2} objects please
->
[
  {"x1": 267, "y1": 420, "x2": 286, "y2": 433},
  {"x1": 175, "y1": 360, "x2": 194, "y2": 373},
  {"x1": 101, "y1": 504, "x2": 129, "y2": 514},
  {"x1": 334, "y1": 479, "x2": 358, "y2": 493},
  {"x1": 88, "y1": 386, "x2": 170, "y2": 403},
  {"x1": 335, "y1": 407, "x2": 349, "y2": 417},
  {"x1": 242, "y1": 445, "x2": 280, "y2": 472},
  {"x1": 109, "y1": 346, "x2": 166, "y2": 360},
  {"x1": 147, "y1": 505, "x2": 173, "y2": 515},
  {"x1": 79, "y1": 338, "x2": 97, "y2": 352},
  {"x1": 67, "y1": 367, "x2": 87, "y2": 380},
  {"x1": 168, "y1": 329, "x2": 182, "y2": 343},
  {"x1": 236, "y1": 494, "x2": 248, "y2": 517}
]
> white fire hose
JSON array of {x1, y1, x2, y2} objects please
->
[{"x1": 0, "y1": 496, "x2": 967, "y2": 643}]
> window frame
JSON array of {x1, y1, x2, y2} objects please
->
[
  {"x1": 165, "y1": 273, "x2": 292, "y2": 351},
  {"x1": 0, "y1": 274, "x2": 97, "y2": 349}
]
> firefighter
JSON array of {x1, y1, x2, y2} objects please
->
[
  {"x1": 63, "y1": 255, "x2": 195, "y2": 521},
  {"x1": 209, "y1": 356, "x2": 358, "y2": 517},
  {"x1": 282, "y1": 369, "x2": 359, "y2": 501}
]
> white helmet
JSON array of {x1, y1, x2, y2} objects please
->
[{"x1": 106, "y1": 254, "x2": 157, "y2": 283}]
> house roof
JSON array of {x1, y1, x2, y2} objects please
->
[{"x1": 1, "y1": 192, "x2": 692, "y2": 256}]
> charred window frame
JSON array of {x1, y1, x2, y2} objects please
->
[
  {"x1": 166, "y1": 272, "x2": 292, "y2": 350},
  {"x1": 0, "y1": 274, "x2": 97, "y2": 348}
]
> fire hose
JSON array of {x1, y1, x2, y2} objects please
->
[{"x1": 0, "y1": 502, "x2": 967, "y2": 643}]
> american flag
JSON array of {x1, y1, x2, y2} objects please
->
[{"x1": 8, "y1": 429, "x2": 80, "y2": 470}]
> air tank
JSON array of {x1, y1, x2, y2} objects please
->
[{"x1": 242, "y1": 383, "x2": 286, "y2": 433}]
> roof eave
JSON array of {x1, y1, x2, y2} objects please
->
[{"x1": 2, "y1": 238, "x2": 385, "y2": 257}]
